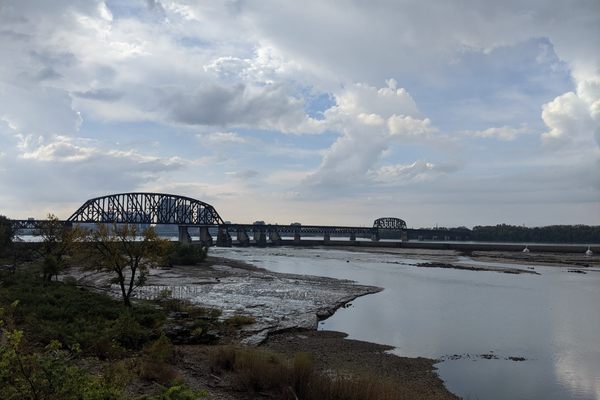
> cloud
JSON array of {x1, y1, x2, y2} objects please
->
[
  {"x1": 307, "y1": 80, "x2": 439, "y2": 187},
  {"x1": 374, "y1": 160, "x2": 459, "y2": 184},
  {"x1": 541, "y1": 79, "x2": 600, "y2": 147},
  {"x1": 163, "y1": 83, "x2": 309, "y2": 131},
  {"x1": 204, "y1": 131, "x2": 247, "y2": 144},
  {"x1": 466, "y1": 125, "x2": 530, "y2": 141},
  {"x1": 72, "y1": 88, "x2": 123, "y2": 101},
  {"x1": 225, "y1": 170, "x2": 259, "y2": 180}
]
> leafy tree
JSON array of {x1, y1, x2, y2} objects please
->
[
  {"x1": 0, "y1": 215, "x2": 14, "y2": 256},
  {"x1": 87, "y1": 224, "x2": 169, "y2": 307},
  {"x1": 37, "y1": 215, "x2": 84, "y2": 281}
]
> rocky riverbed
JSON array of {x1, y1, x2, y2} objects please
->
[{"x1": 73, "y1": 256, "x2": 382, "y2": 344}]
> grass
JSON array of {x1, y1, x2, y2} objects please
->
[
  {"x1": 0, "y1": 269, "x2": 207, "y2": 399},
  {"x1": 0, "y1": 270, "x2": 165, "y2": 359},
  {"x1": 209, "y1": 345, "x2": 410, "y2": 400}
]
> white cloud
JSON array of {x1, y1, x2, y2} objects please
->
[
  {"x1": 466, "y1": 125, "x2": 530, "y2": 141},
  {"x1": 374, "y1": 160, "x2": 457, "y2": 184},
  {"x1": 307, "y1": 80, "x2": 439, "y2": 187},
  {"x1": 205, "y1": 131, "x2": 247, "y2": 144},
  {"x1": 541, "y1": 80, "x2": 600, "y2": 147}
]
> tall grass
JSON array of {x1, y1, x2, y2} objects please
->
[{"x1": 209, "y1": 345, "x2": 411, "y2": 400}]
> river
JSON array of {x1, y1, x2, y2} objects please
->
[{"x1": 211, "y1": 246, "x2": 600, "y2": 400}]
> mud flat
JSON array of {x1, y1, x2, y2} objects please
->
[
  {"x1": 74, "y1": 256, "x2": 382, "y2": 344},
  {"x1": 71, "y1": 255, "x2": 460, "y2": 399},
  {"x1": 330, "y1": 245, "x2": 599, "y2": 272}
]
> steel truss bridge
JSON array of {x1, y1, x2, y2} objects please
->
[{"x1": 9, "y1": 192, "x2": 407, "y2": 246}]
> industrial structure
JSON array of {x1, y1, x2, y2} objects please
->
[{"x1": 9, "y1": 192, "x2": 470, "y2": 246}]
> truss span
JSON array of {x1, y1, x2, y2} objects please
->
[
  {"x1": 373, "y1": 217, "x2": 407, "y2": 229},
  {"x1": 67, "y1": 192, "x2": 224, "y2": 225}
]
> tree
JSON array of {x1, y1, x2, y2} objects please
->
[
  {"x1": 37, "y1": 215, "x2": 84, "y2": 282},
  {"x1": 0, "y1": 215, "x2": 14, "y2": 256},
  {"x1": 88, "y1": 224, "x2": 170, "y2": 307}
]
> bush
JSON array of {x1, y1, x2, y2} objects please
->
[
  {"x1": 225, "y1": 314, "x2": 256, "y2": 326},
  {"x1": 0, "y1": 303, "x2": 127, "y2": 400},
  {"x1": 142, "y1": 384, "x2": 207, "y2": 400},
  {"x1": 209, "y1": 346, "x2": 407, "y2": 400},
  {"x1": 167, "y1": 244, "x2": 208, "y2": 266},
  {"x1": 0, "y1": 272, "x2": 164, "y2": 358}
]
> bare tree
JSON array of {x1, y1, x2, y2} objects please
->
[{"x1": 87, "y1": 224, "x2": 170, "y2": 306}]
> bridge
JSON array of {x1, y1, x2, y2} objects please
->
[{"x1": 9, "y1": 192, "x2": 395, "y2": 246}]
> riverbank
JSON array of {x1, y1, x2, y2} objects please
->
[
  {"x1": 69, "y1": 254, "x2": 458, "y2": 399},
  {"x1": 329, "y1": 246, "x2": 599, "y2": 272}
]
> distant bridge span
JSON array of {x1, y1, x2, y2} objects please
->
[
  {"x1": 67, "y1": 192, "x2": 224, "y2": 225},
  {"x1": 9, "y1": 192, "x2": 412, "y2": 246}
]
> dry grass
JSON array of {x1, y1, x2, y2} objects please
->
[{"x1": 209, "y1": 345, "x2": 413, "y2": 400}]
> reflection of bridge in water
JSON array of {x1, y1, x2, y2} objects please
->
[{"x1": 10, "y1": 192, "x2": 468, "y2": 246}]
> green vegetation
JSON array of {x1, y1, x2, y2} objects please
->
[
  {"x1": 0, "y1": 214, "x2": 14, "y2": 258},
  {"x1": 37, "y1": 214, "x2": 85, "y2": 282},
  {"x1": 85, "y1": 224, "x2": 171, "y2": 306},
  {"x1": 225, "y1": 314, "x2": 256, "y2": 327},
  {"x1": 0, "y1": 270, "x2": 164, "y2": 358},
  {"x1": 471, "y1": 224, "x2": 600, "y2": 243},
  {"x1": 209, "y1": 346, "x2": 408, "y2": 400},
  {"x1": 167, "y1": 243, "x2": 208, "y2": 266},
  {"x1": 0, "y1": 270, "x2": 207, "y2": 399}
]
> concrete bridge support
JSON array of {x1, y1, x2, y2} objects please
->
[
  {"x1": 371, "y1": 231, "x2": 380, "y2": 241},
  {"x1": 237, "y1": 228, "x2": 250, "y2": 246},
  {"x1": 269, "y1": 230, "x2": 282, "y2": 244},
  {"x1": 199, "y1": 226, "x2": 213, "y2": 246},
  {"x1": 254, "y1": 230, "x2": 267, "y2": 247},
  {"x1": 216, "y1": 226, "x2": 232, "y2": 247},
  {"x1": 349, "y1": 232, "x2": 356, "y2": 241},
  {"x1": 324, "y1": 233, "x2": 331, "y2": 242},
  {"x1": 294, "y1": 233, "x2": 301, "y2": 243},
  {"x1": 178, "y1": 226, "x2": 191, "y2": 244},
  {"x1": 401, "y1": 231, "x2": 408, "y2": 241}
]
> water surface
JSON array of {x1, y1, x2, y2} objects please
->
[{"x1": 213, "y1": 246, "x2": 600, "y2": 400}]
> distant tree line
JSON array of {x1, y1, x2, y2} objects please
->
[
  {"x1": 470, "y1": 224, "x2": 600, "y2": 243},
  {"x1": 414, "y1": 224, "x2": 600, "y2": 243}
]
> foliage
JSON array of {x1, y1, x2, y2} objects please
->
[
  {"x1": 225, "y1": 314, "x2": 256, "y2": 326},
  {"x1": 209, "y1": 346, "x2": 405, "y2": 400},
  {"x1": 86, "y1": 224, "x2": 170, "y2": 306},
  {"x1": 0, "y1": 302, "x2": 126, "y2": 400},
  {"x1": 37, "y1": 214, "x2": 85, "y2": 281},
  {"x1": 142, "y1": 384, "x2": 207, "y2": 400},
  {"x1": 0, "y1": 272, "x2": 164, "y2": 359},
  {"x1": 167, "y1": 243, "x2": 208, "y2": 266},
  {"x1": 0, "y1": 214, "x2": 14, "y2": 257},
  {"x1": 471, "y1": 224, "x2": 600, "y2": 243}
]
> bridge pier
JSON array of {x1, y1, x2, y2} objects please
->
[
  {"x1": 216, "y1": 226, "x2": 232, "y2": 247},
  {"x1": 236, "y1": 228, "x2": 250, "y2": 246},
  {"x1": 178, "y1": 226, "x2": 191, "y2": 244},
  {"x1": 371, "y1": 231, "x2": 380, "y2": 241},
  {"x1": 199, "y1": 226, "x2": 213, "y2": 246},
  {"x1": 324, "y1": 233, "x2": 331, "y2": 242},
  {"x1": 401, "y1": 231, "x2": 408, "y2": 241},
  {"x1": 269, "y1": 230, "x2": 282, "y2": 244},
  {"x1": 255, "y1": 231, "x2": 267, "y2": 247},
  {"x1": 294, "y1": 233, "x2": 301, "y2": 243},
  {"x1": 349, "y1": 232, "x2": 356, "y2": 241}
]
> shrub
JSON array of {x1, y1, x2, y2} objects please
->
[
  {"x1": 142, "y1": 384, "x2": 207, "y2": 400},
  {"x1": 209, "y1": 346, "x2": 407, "y2": 400},
  {"x1": 167, "y1": 244, "x2": 208, "y2": 266},
  {"x1": 225, "y1": 315, "x2": 255, "y2": 326}
]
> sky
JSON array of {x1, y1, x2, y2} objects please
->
[{"x1": 0, "y1": 0, "x2": 599, "y2": 228}]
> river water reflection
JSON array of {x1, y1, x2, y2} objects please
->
[{"x1": 213, "y1": 246, "x2": 600, "y2": 400}]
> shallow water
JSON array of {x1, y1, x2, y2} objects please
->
[{"x1": 213, "y1": 246, "x2": 600, "y2": 400}]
